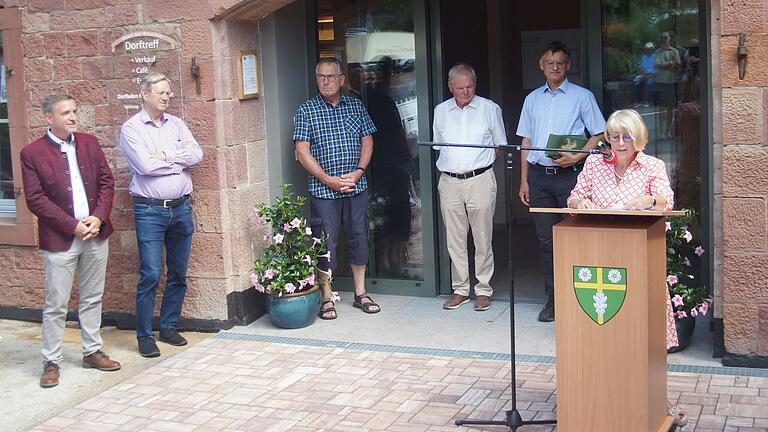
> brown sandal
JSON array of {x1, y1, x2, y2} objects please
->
[
  {"x1": 318, "y1": 299, "x2": 337, "y2": 320},
  {"x1": 353, "y1": 293, "x2": 380, "y2": 314}
]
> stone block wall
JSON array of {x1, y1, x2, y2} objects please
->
[
  {"x1": 716, "y1": 0, "x2": 768, "y2": 359},
  {"x1": 0, "y1": 0, "x2": 281, "y2": 326}
]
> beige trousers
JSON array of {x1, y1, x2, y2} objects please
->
[
  {"x1": 41, "y1": 237, "x2": 109, "y2": 364},
  {"x1": 437, "y1": 169, "x2": 497, "y2": 297}
]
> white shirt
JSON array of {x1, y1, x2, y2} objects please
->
[
  {"x1": 432, "y1": 95, "x2": 507, "y2": 173},
  {"x1": 47, "y1": 129, "x2": 90, "y2": 220}
]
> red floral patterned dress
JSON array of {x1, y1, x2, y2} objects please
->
[{"x1": 569, "y1": 152, "x2": 679, "y2": 349}]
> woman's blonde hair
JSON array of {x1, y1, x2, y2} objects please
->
[{"x1": 605, "y1": 109, "x2": 648, "y2": 151}]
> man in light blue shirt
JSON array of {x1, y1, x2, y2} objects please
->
[{"x1": 516, "y1": 41, "x2": 606, "y2": 322}]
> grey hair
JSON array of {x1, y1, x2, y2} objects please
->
[
  {"x1": 42, "y1": 94, "x2": 75, "y2": 115},
  {"x1": 140, "y1": 72, "x2": 171, "y2": 92},
  {"x1": 447, "y1": 62, "x2": 476, "y2": 84},
  {"x1": 315, "y1": 58, "x2": 344, "y2": 76}
]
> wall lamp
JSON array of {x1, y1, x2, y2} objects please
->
[
  {"x1": 190, "y1": 57, "x2": 201, "y2": 95},
  {"x1": 738, "y1": 34, "x2": 747, "y2": 80}
]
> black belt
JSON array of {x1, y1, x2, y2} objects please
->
[
  {"x1": 443, "y1": 164, "x2": 493, "y2": 180},
  {"x1": 133, "y1": 194, "x2": 190, "y2": 208},
  {"x1": 528, "y1": 163, "x2": 579, "y2": 175}
]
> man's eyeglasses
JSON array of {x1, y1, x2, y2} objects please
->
[
  {"x1": 543, "y1": 60, "x2": 567, "y2": 69},
  {"x1": 153, "y1": 91, "x2": 174, "y2": 98},
  {"x1": 607, "y1": 133, "x2": 634, "y2": 143},
  {"x1": 317, "y1": 74, "x2": 343, "y2": 82}
]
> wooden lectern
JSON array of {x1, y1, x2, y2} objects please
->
[{"x1": 530, "y1": 208, "x2": 684, "y2": 432}]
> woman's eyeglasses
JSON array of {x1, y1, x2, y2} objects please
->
[{"x1": 607, "y1": 133, "x2": 634, "y2": 143}]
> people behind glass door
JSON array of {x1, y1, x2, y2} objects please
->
[
  {"x1": 636, "y1": 42, "x2": 657, "y2": 107},
  {"x1": 655, "y1": 32, "x2": 681, "y2": 137}
]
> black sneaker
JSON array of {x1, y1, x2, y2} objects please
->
[
  {"x1": 538, "y1": 298, "x2": 555, "y2": 322},
  {"x1": 138, "y1": 337, "x2": 161, "y2": 358},
  {"x1": 159, "y1": 329, "x2": 188, "y2": 346}
]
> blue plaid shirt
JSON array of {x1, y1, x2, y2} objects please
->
[{"x1": 293, "y1": 94, "x2": 376, "y2": 199}]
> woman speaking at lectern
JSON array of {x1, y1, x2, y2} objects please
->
[{"x1": 566, "y1": 109, "x2": 687, "y2": 430}]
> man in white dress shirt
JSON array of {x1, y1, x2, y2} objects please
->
[{"x1": 433, "y1": 63, "x2": 507, "y2": 311}]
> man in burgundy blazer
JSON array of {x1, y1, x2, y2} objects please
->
[{"x1": 21, "y1": 94, "x2": 121, "y2": 388}]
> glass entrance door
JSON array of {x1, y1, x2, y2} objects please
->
[
  {"x1": 597, "y1": 0, "x2": 708, "y2": 289},
  {"x1": 312, "y1": 0, "x2": 438, "y2": 296}
]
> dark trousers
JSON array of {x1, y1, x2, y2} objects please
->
[
  {"x1": 528, "y1": 164, "x2": 580, "y2": 298},
  {"x1": 309, "y1": 190, "x2": 370, "y2": 272}
]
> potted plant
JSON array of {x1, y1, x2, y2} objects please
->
[
  {"x1": 250, "y1": 185, "x2": 328, "y2": 329},
  {"x1": 666, "y1": 209, "x2": 711, "y2": 352}
]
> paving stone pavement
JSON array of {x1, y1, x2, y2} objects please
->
[{"x1": 26, "y1": 335, "x2": 768, "y2": 432}]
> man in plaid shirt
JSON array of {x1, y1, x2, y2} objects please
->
[{"x1": 293, "y1": 58, "x2": 380, "y2": 320}]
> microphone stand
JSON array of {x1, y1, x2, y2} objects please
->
[{"x1": 420, "y1": 141, "x2": 600, "y2": 431}]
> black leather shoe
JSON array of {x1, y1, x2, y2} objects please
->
[
  {"x1": 138, "y1": 337, "x2": 161, "y2": 357},
  {"x1": 159, "y1": 329, "x2": 188, "y2": 346},
  {"x1": 538, "y1": 298, "x2": 555, "y2": 322}
]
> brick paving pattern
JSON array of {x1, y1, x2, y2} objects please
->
[{"x1": 29, "y1": 337, "x2": 768, "y2": 431}]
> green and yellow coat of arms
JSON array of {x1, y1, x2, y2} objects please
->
[{"x1": 573, "y1": 266, "x2": 627, "y2": 325}]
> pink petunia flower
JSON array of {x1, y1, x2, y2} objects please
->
[
  {"x1": 249, "y1": 273, "x2": 259, "y2": 286},
  {"x1": 666, "y1": 274, "x2": 678, "y2": 286},
  {"x1": 263, "y1": 268, "x2": 275, "y2": 279},
  {"x1": 290, "y1": 218, "x2": 302, "y2": 228},
  {"x1": 307, "y1": 274, "x2": 316, "y2": 286},
  {"x1": 283, "y1": 223, "x2": 291, "y2": 231},
  {"x1": 676, "y1": 311, "x2": 688, "y2": 319},
  {"x1": 254, "y1": 283, "x2": 265, "y2": 293},
  {"x1": 684, "y1": 230, "x2": 693, "y2": 242},
  {"x1": 305, "y1": 227, "x2": 312, "y2": 235},
  {"x1": 684, "y1": 257, "x2": 691, "y2": 267},
  {"x1": 698, "y1": 302, "x2": 709, "y2": 316},
  {"x1": 274, "y1": 233, "x2": 284, "y2": 244},
  {"x1": 671, "y1": 294, "x2": 684, "y2": 307},
  {"x1": 303, "y1": 255, "x2": 312, "y2": 265},
  {"x1": 695, "y1": 246, "x2": 705, "y2": 256},
  {"x1": 284, "y1": 282, "x2": 297, "y2": 293},
  {"x1": 665, "y1": 222, "x2": 671, "y2": 231},
  {"x1": 690, "y1": 308, "x2": 698, "y2": 317},
  {"x1": 312, "y1": 237, "x2": 322, "y2": 246},
  {"x1": 320, "y1": 251, "x2": 331, "y2": 260},
  {"x1": 251, "y1": 209, "x2": 264, "y2": 226},
  {"x1": 299, "y1": 279, "x2": 307, "y2": 288}
]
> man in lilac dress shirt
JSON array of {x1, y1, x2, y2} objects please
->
[{"x1": 119, "y1": 73, "x2": 203, "y2": 358}]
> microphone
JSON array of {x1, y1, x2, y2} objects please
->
[{"x1": 597, "y1": 140, "x2": 616, "y2": 165}]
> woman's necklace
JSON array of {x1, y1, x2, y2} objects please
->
[{"x1": 614, "y1": 165, "x2": 626, "y2": 180}]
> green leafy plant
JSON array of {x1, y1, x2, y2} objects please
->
[
  {"x1": 250, "y1": 185, "x2": 327, "y2": 297},
  {"x1": 666, "y1": 209, "x2": 711, "y2": 318}
]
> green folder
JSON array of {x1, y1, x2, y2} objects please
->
[{"x1": 545, "y1": 134, "x2": 588, "y2": 159}]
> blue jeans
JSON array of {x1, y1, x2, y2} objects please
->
[{"x1": 133, "y1": 198, "x2": 194, "y2": 339}]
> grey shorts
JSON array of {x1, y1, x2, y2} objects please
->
[{"x1": 309, "y1": 189, "x2": 369, "y2": 272}]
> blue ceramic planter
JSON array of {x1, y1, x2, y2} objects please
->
[{"x1": 266, "y1": 285, "x2": 321, "y2": 329}]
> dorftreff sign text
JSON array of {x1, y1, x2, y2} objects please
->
[{"x1": 110, "y1": 31, "x2": 179, "y2": 113}]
